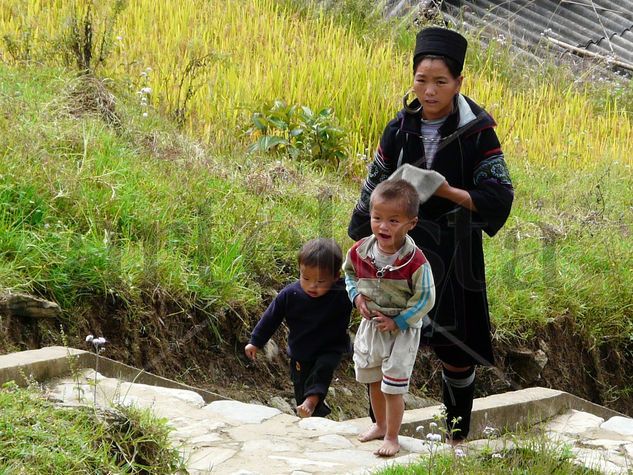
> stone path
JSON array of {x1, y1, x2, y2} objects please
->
[
  {"x1": 543, "y1": 409, "x2": 633, "y2": 474},
  {"x1": 46, "y1": 369, "x2": 633, "y2": 474},
  {"x1": 47, "y1": 369, "x2": 433, "y2": 474}
]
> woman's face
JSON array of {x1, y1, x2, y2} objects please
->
[{"x1": 413, "y1": 58, "x2": 462, "y2": 120}]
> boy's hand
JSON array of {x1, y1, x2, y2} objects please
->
[
  {"x1": 354, "y1": 294, "x2": 373, "y2": 319},
  {"x1": 244, "y1": 343, "x2": 258, "y2": 360},
  {"x1": 373, "y1": 314, "x2": 397, "y2": 332}
]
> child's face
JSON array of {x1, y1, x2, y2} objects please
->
[
  {"x1": 413, "y1": 58, "x2": 462, "y2": 120},
  {"x1": 299, "y1": 264, "x2": 339, "y2": 298},
  {"x1": 370, "y1": 198, "x2": 418, "y2": 255}
]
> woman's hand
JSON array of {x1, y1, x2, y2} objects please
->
[
  {"x1": 434, "y1": 180, "x2": 477, "y2": 212},
  {"x1": 354, "y1": 294, "x2": 373, "y2": 319}
]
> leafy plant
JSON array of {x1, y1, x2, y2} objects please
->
[{"x1": 246, "y1": 99, "x2": 348, "y2": 168}]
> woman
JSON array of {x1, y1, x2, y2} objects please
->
[{"x1": 348, "y1": 27, "x2": 514, "y2": 443}]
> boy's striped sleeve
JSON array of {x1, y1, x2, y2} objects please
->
[
  {"x1": 342, "y1": 248, "x2": 359, "y2": 305},
  {"x1": 393, "y1": 262, "x2": 435, "y2": 330}
]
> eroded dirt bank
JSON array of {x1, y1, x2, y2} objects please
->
[{"x1": 1, "y1": 300, "x2": 631, "y2": 418}]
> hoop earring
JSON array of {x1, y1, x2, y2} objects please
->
[{"x1": 402, "y1": 88, "x2": 422, "y2": 114}]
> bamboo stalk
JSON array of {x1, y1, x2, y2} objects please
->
[{"x1": 546, "y1": 36, "x2": 633, "y2": 72}]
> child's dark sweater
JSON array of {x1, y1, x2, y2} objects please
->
[{"x1": 249, "y1": 279, "x2": 352, "y2": 361}]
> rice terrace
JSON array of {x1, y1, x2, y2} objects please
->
[{"x1": 0, "y1": 0, "x2": 632, "y2": 473}]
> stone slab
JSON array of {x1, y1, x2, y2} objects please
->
[
  {"x1": 388, "y1": 387, "x2": 624, "y2": 440},
  {"x1": 601, "y1": 416, "x2": 633, "y2": 437},
  {"x1": 204, "y1": 400, "x2": 281, "y2": 424},
  {"x1": 0, "y1": 346, "x2": 88, "y2": 385}
]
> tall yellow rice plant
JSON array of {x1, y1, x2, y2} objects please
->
[{"x1": 1, "y1": 0, "x2": 631, "y2": 170}]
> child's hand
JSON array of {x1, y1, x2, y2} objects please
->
[
  {"x1": 244, "y1": 343, "x2": 258, "y2": 360},
  {"x1": 373, "y1": 314, "x2": 397, "y2": 332},
  {"x1": 354, "y1": 294, "x2": 373, "y2": 319}
]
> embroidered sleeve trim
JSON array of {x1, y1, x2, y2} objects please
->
[{"x1": 473, "y1": 155, "x2": 512, "y2": 186}]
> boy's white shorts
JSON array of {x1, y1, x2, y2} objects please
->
[{"x1": 353, "y1": 318, "x2": 421, "y2": 395}]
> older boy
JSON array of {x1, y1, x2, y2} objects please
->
[
  {"x1": 245, "y1": 238, "x2": 352, "y2": 418},
  {"x1": 344, "y1": 179, "x2": 435, "y2": 456}
]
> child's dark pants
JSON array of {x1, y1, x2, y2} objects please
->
[{"x1": 290, "y1": 352, "x2": 342, "y2": 417}]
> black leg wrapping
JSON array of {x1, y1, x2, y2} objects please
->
[{"x1": 442, "y1": 367, "x2": 476, "y2": 441}]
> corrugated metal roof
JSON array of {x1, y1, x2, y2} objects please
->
[{"x1": 439, "y1": 0, "x2": 633, "y2": 73}]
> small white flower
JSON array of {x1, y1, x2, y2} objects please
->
[
  {"x1": 116, "y1": 36, "x2": 123, "y2": 41},
  {"x1": 145, "y1": 67, "x2": 152, "y2": 72},
  {"x1": 426, "y1": 433, "x2": 442, "y2": 442},
  {"x1": 454, "y1": 448, "x2": 465, "y2": 457},
  {"x1": 140, "y1": 87, "x2": 152, "y2": 95},
  {"x1": 492, "y1": 452, "x2": 503, "y2": 459},
  {"x1": 415, "y1": 425, "x2": 424, "y2": 433},
  {"x1": 93, "y1": 337, "x2": 107, "y2": 346},
  {"x1": 85, "y1": 334, "x2": 94, "y2": 342},
  {"x1": 140, "y1": 71, "x2": 148, "y2": 78},
  {"x1": 429, "y1": 422, "x2": 438, "y2": 428},
  {"x1": 482, "y1": 426, "x2": 497, "y2": 437},
  {"x1": 142, "y1": 112, "x2": 148, "y2": 118}
]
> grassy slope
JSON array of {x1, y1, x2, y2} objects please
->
[
  {"x1": 0, "y1": 382, "x2": 183, "y2": 473},
  {"x1": 0, "y1": 1, "x2": 631, "y2": 344},
  {"x1": 1, "y1": 62, "x2": 631, "y2": 347},
  {"x1": 0, "y1": 64, "x2": 356, "y2": 337},
  {"x1": 0, "y1": 2, "x2": 631, "y2": 471}
]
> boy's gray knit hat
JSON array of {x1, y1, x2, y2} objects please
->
[{"x1": 388, "y1": 164, "x2": 445, "y2": 204}]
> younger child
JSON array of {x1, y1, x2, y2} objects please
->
[
  {"x1": 344, "y1": 179, "x2": 435, "y2": 456},
  {"x1": 245, "y1": 238, "x2": 352, "y2": 418}
]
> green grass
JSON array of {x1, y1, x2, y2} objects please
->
[
  {"x1": 485, "y1": 163, "x2": 633, "y2": 340},
  {"x1": 0, "y1": 381, "x2": 183, "y2": 474},
  {"x1": 376, "y1": 436, "x2": 601, "y2": 475},
  {"x1": 0, "y1": 61, "x2": 631, "y2": 347},
  {"x1": 0, "y1": 63, "x2": 357, "y2": 337}
]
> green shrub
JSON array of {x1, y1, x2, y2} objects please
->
[{"x1": 246, "y1": 99, "x2": 348, "y2": 168}]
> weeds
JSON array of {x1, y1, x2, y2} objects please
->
[
  {"x1": 163, "y1": 53, "x2": 222, "y2": 128},
  {"x1": 85, "y1": 334, "x2": 107, "y2": 404},
  {"x1": 379, "y1": 424, "x2": 600, "y2": 475},
  {"x1": 58, "y1": 0, "x2": 126, "y2": 74},
  {"x1": 0, "y1": 382, "x2": 183, "y2": 473}
]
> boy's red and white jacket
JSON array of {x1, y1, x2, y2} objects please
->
[{"x1": 343, "y1": 235, "x2": 435, "y2": 331}]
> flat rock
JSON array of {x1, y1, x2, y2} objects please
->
[
  {"x1": 398, "y1": 434, "x2": 429, "y2": 453},
  {"x1": 297, "y1": 417, "x2": 358, "y2": 434},
  {"x1": 601, "y1": 416, "x2": 633, "y2": 437},
  {"x1": 242, "y1": 438, "x2": 300, "y2": 453},
  {"x1": 269, "y1": 395, "x2": 294, "y2": 414},
  {"x1": 581, "y1": 438, "x2": 626, "y2": 451},
  {"x1": 187, "y1": 447, "x2": 237, "y2": 471},
  {"x1": 268, "y1": 454, "x2": 342, "y2": 470},
  {"x1": 545, "y1": 409, "x2": 604, "y2": 435},
  {"x1": 572, "y1": 447, "x2": 627, "y2": 474},
  {"x1": 317, "y1": 434, "x2": 355, "y2": 448},
  {"x1": 188, "y1": 433, "x2": 224, "y2": 446},
  {"x1": 305, "y1": 448, "x2": 380, "y2": 465},
  {"x1": 204, "y1": 400, "x2": 281, "y2": 424}
]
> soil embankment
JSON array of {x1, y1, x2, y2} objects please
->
[{"x1": 1, "y1": 298, "x2": 631, "y2": 418}]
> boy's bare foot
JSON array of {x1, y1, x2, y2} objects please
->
[
  {"x1": 297, "y1": 395, "x2": 318, "y2": 418},
  {"x1": 374, "y1": 438, "x2": 400, "y2": 457},
  {"x1": 358, "y1": 424, "x2": 385, "y2": 442}
]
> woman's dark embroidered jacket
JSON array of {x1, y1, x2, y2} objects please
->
[{"x1": 348, "y1": 94, "x2": 514, "y2": 365}]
